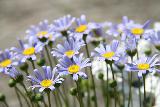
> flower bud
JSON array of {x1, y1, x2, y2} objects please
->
[
  {"x1": 15, "y1": 75, "x2": 24, "y2": 83},
  {"x1": 37, "y1": 58, "x2": 45, "y2": 66},
  {"x1": 70, "y1": 87, "x2": 77, "y2": 96},
  {"x1": 155, "y1": 45, "x2": 160, "y2": 51},
  {"x1": 19, "y1": 63, "x2": 28, "y2": 71},
  {"x1": 0, "y1": 93, "x2": 5, "y2": 102},
  {"x1": 126, "y1": 49, "x2": 137, "y2": 57},
  {"x1": 98, "y1": 73, "x2": 104, "y2": 80},
  {"x1": 109, "y1": 80, "x2": 117, "y2": 88},
  {"x1": 8, "y1": 79, "x2": 16, "y2": 87},
  {"x1": 35, "y1": 93, "x2": 43, "y2": 101}
]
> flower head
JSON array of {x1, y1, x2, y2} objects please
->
[
  {"x1": 27, "y1": 66, "x2": 64, "y2": 92},
  {"x1": 127, "y1": 54, "x2": 160, "y2": 77},
  {"x1": 56, "y1": 54, "x2": 91, "y2": 81},
  {"x1": 26, "y1": 20, "x2": 58, "y2": 44},
  {"x1": 52, "y1": 37, "x2": 85, "y2": 58},
  {"x1": 0, "y1": 49, "x2": 17, "y2": 73},
  {"x1": 11, "y1": 40, "x2": 43, "y2": 63},
  {"x1": 91, "y1": 40, "x2": 120, "y2": 61},
  {"x1": 6, "y1": 67, "x2": 22, "y2": 79}
]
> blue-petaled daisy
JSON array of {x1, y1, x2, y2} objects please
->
[
  {"x1": 147, "y1": 30, "x2": 160, "y2": 50},
  {"x1": 128, "y1": 20, "x2": 151, "y2": 39},
  {"x1": 6, "y1": 67, "x2": 22, "y2": 79},
  {"x1": 11, "y1": 40, "x2": 44, "y2": 63},
  {"x1": 56, "y1": 54, "x2": 91, "y2": 81},
  {"x1": 0, "y1": 49, "x2": 18, "y2": 73},
  {"x1": 127, "y1": 54, "x2": 160, "y2": 77},
  {"x1": 70, "y1": 15, "x2": 92, "y2": 40},
  {"x1": 106, "y1": 16, "x2": 134, "y2": 40},
  {"x1": 27, "y1": 66, "x2": 64, "y2": 92},
  {"x1": 51, "y1": 37, "x2": 85, "y2": 58},
  {"x1": 26, "y1": 20, "x2": 57, "y2": 44},
  {"x1": 91, "y1": 40, "x2": 120, "y2": 61}
]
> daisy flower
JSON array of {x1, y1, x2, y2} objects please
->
[
  {"x1": 51, "y1": 37, "x2": 85, "y2": 58},
  {"x1": 0, "y1": 49, "x2": 18, "y2": 73},
  {"x1": 27, "y1": 66, "x2": 64, "y2": 92},
  {"x1": 26, "y1": 20, "x2": 57, "y2": 44},
  {"x1": 147, "y1": 30, "x2": 160, "y2": 50},
  {"x1": 128, "y1": 20, "x2": 151, "y2": 39},
  {"x1": 127, "y1": 54, "x2": 160, "y2": 77},
  {"x1": 56, "y1": 54, "x2": 91, "y2": 81},
  {"x1": 50, "y1": 15, "x2": 75, "y2": 37},
  {"x1": 6, "y1": 67, "x2": 22, "y2": 79},
  {"x1": 91, "y1": 40, "x2": 120, "y2": 61},
  {"x1": 71, "y1": 15, "x2": 92, "y2": 40},
  {"x1": 11, "y1": 40, "x2": 43, "y2": 63},
  {"x1": 106, "y1": 16, "x2": 134, "y2": 40}
]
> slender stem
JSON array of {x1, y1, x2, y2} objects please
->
[
  {"x1": 138, "y1": 78, "x2": 142, "y2": 107},
  {"x1": 56, "y1": 91, "x2": 62, "y2": 107},
  {"x1": 106, "y1": 64, "x2": 109, "y2": 107},
  {"x1": 45, "y1": 45, "x2": 53, "y2": 69},
  {"x1": 109, "y1": 63, "x2": 117, "y2": 107},
  {"x1": 30, "y1": 60, "x2": 36, "y2": 70},
  {"x1": 20, "y1": 82, "x2": 34, "y2": 107},
  {"x1": 15, "y1": 86, "x2": 31, "y2": 107},
  {"x1": 85, "y1": 43, "x2": 98, "y2": 107},
  {"x1": 101, "y1": 79, "x2": 107, "y2": 107},
  {"x1": 128, "y1": 72, "x2": 132, "y2": 107},
  {"x1": 75, "y1": 81, "x2": 84, "y2": 107},
  {"x1": 62, "y1": 83, "x2": 70, "y2": 107},
  {"x1": 4, "y1": 101, "x2": 9, "y2": 107},
  {"x1": 47, "y1": 92, "x2": 51, "y2": 107},
  {"x1": 53, "y1": 92, "x2": 59, "y2": 107},
  {"x1": 43, "y1": 98, "x2": 48, "y2": 107},
  {"x1": 86, "y1": 79, "x2": 91, "y2": 107},
  {"x1": 15, "y1": 87, "x2": 22, "y2": 107},
  {"x1": 143, "y1": 75, "x2": 146, "y2": 106},
  {"x1": 121, "y1": 69, "x2": 125, "y2": 107}
]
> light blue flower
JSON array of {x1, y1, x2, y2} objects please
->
[
  {"x1": 50, "y1": 15, "x2": 75, "y2": 37},
  {"x1": 11, "y1": 40, "x2": 44, "y2": 63},
  {"x1": 26, "y1": 20, "x2": 57, "y2": 44},
  {"x1": 27, "y1": 66, "x2": 64, "y2": 92},
  {"x1": 127, "y1": 54, "x2": 160, "y2": 77},
  {"x1": 51, "y1": 37, "x2": 85, "y2": 58},
  {"x1": 56, "y1": 54, "x2": 91, "y2": 81},
  {"x1": 0, "y1": 49, "x2": 18, "y2": 73},
  {"x1": 6, "y1": 67, "x2": 22, "y2": 79},
  {"x1": 125, "y1": 36, "x2": 137, "y2": 51},
  {"x1": 106, "y1": 16, "x2": 134, "y2": 40},
  {"x1": 91, "y1": 40, "x2": 120, "y2": 61}
]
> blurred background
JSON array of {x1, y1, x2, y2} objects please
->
[{"x1": 0, "y1": 0, "x2": 160, "y2": 106}]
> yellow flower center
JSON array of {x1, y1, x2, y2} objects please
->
[
  {"x1": 65, "y1": 50, "x2": 75, "y2": 57},
  {"x1": 0, "y1": 59, "x2": 12, "y2": 67},
  {"x1": 23, "y1": 47, "x2": 35, "y2": 56},
  {"x1": 76, "y1": 25, "x2": 87, "y2": 33},
  {"x1": 68, "y1": 65, "x2": 80, "y2": 74},
  {"x1": 40, "y1": 80, "x2": 53, "y2": 87},
  {"x1": 37, "y1": 31, "x2": 48, "y2": 37},
  {"x1": 102, "y1": 52, "x2": 115, "y2": 59},
  {"x1": 137, "y1": 63, "x2": 150, "y2": 70},
  {"x1": 131, "y1": 28, "x2": 144, "y2": 35}
]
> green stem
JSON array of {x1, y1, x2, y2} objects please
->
[
  {"x1": 20, "y1": 82, "x2": 34, "y2": 107},
  {"x1": 85, "y1": 43, "x2": 98, "y2": 107},
  {"x1": 15, "y1": 87, "x2": 22, "y2": 107},
  {"x1": 15, "y1": 86, "x2": 31, "y2": 107},
  {"x1": 106, "y1": 64, "x2": 109, "y2": 107},
  {"x1": 109, "y1": 63, "x2": 117, "y2": 107},
  {"x1": 62, "y1": 83, "x2": 69, "y2": 107},
  {"x1": 86, "y1": 79, "x2": 91, "y2": 107},
  {"x1": 143, "y1": 75, "x2": 146, "y2": 106},
  {"x1": 47, "y1": 92, "x2": 51, "y2": 107},
  {"x1": 53, "y1": 92, "x2": 59, "y2": 107},
  {"x1": 43, "y1": 99, "x2": 48, "y2": 107},
  {"x1": 4, "y1": 101, "x2": 9, "y2": 107},
  {"x1": 56, "y1": 91, "x2": 62, "y2": 107},
  {"x1": 75, "y1": 81, "x2": 84, "y2": 107},
  {"x1": 45, "y1": 45, "x2": 53, "y2": 69},
  {"x1": 128, "y1": 72, "x2": 132, "y2": 107},
  {"x1": 138, "y1": 78, "x2": 142, "y2": 107},
  {"x1": 121, "y1": 69, "x2": 125, "y2": 107}
]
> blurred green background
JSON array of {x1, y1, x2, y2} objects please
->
[{"x1": 0, "y1": 0, "x2": 160, "y2": 106}]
